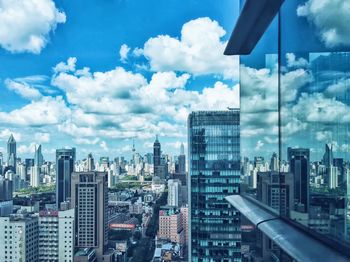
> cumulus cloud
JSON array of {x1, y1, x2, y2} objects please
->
[
  {"x1": 100, "y1": 141, "x2": 109, "y2": 151},
  {"x1": 325, "y1": 78, "x2": 350, "y2": 96},
  {"x1": 34, "y1": 132, "x2": 50, "y2": 143},
  {"x1": 316, "y1": 130, "x2": 333, "y2": 142},
  {"x1": 119, "y1": 44, "x2": 130, "y2": 62},
  {"x1": 255, "y1": 140, "x2": 264, "y2": 151},
  {"x1": 297, "y1": 0, "x2": 350, "y2": 47},
  {"x1": 286, "y1": 53, "x2": 309, "y2": 68},
  {"x1": 141, "y1": 17, "x2": 239, "y2": 79},
  {"x1": 0, "y1": 0, "x2": 66, "y2": 54},
  {"x1": 0, "y1": 96, "x2": 70, "y2": 126},
  {"x1": 75, "y1": 138, "x2": 100, "y2": 145},
  {"x1": 5, "y1": 79, "x2": 42, "y2": 100},
  {"x1": 0, "y1": 129, "x2": 22, "y2": 142},
  {"x1": 17, "y1": 142, "x2": 37, "y2": 154},
  {"x1": 52, "y1": 60, "x2": 147, "y2": 114},
  {"x1": 53, "y1": 57, "x2": 77, "y2": 74},
  {"x1": 292, "y1": 93, "x2": 350, "y2": 124}
]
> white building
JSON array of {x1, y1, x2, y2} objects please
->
[
  {"x1": 0, "y1": 214, "x2": 39, "y2": 262},
  {"x1": 30, "y1": 165, "x2": 40, "y2": 188},
  {"x1": 168, "y1": 179, "x2": 180, "y2": 207},
  {"x1": 38, "y1": 208, "x2": 75, "y2": 262}
]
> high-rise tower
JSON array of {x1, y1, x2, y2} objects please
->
[
  {"x1": 188, "y1": 110, "x2": 241, "y2": 261},
  {"x1": 56, "y1": 148, "x2": 76, "y2": 209},
  {"x1": 7, "y1": 134, "x2": 16, "y2": 171},
  {"x1": 71, "y1": 171, "x2": 110, "y2": 261}
]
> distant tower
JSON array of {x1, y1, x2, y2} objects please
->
[
  {"x1": 270, "y1": 152, "x2": 278, "y2": 171},
  {"x1": 132, "y1": 138, "x2": 136, "y2": 153},
  {"x1": 323, "y1": 143, "x2": 333, "y2": 168},
  {"x1": 87, "y1": 153, "x2": 95, "y2": 171},
  {"x1": 153, "y1": 135, "x2": 161, "y2": 166},
  {"x1": 153, "y1": 135, "x2": 166, "y2": 179},
  {"x1": 178, "y1": 143, "x2": 186, "y2": 174},
  {"x1": 34, "y1": 145, "x2": 44, "y2": 166},
  {"x1": 7, "y1": 134, "x2": 16, "y2": 171}
]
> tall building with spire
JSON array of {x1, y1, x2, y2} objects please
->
[
  {"x1": 177, "y1": 143, "x2": 186, "y2": 174},
  {"x1": 87, "y1": 153, "x2": 95, "y2": 171},
  {"x1": 7, "y1": 134, "x2": 16, "y2": 171},
  {"x1": 153, "y1": 135, "x2": 167, "y2": 179},
  {"x1": 153, "y1": 135, "x2": 161, "y2": 167}
]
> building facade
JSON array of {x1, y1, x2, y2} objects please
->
[
  {"x1": 188, "y1": 110, "x2": 241, "y2": 261},
  {"x1": 56, "y1": 148, "x2": 76, "y2": 209},
  {"x1": 0, "y1": 214, "x2": 39, "y2": 262},
  {"x1": 71, "y1": 171, "x2": 109, "y2": 262},
  {"x1": 38, "y1": 209, "x2": 75, "y2": 262}
]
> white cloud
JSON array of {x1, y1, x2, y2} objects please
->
[
  {"x1": 5, "y1": 79, "x2": 42, "y2": 100},
  {"x1": 325, "y1": 78, "x2": 350, "y2": 96},
  {"x1": 53, "y1": 57, "x2": 77, "y2": 74},
  {"x1": 141, "y1": 17, "x2": 239, "y2": 79},
  {"x1": 17, "y1": 142, "x2": 37, "y2": 154},
  {"x1": 340, "y1": 144, "x2": 350, "y2": 152},
  {"x1": 0, "y1": 129, "x2": 22, "y2": 142},
  {"x1": 297, "y1": 0, "x2": 350, "y2": 47},
  {"x1": 100, "y1": 141, "x2": 108, "y2": 151},
  {"x1": 0, "y1": 96, "x2": 70, "y2": 126},
  {"x1": 52, "y1": 62, "x2": 147, "y2": 114},
  {"x1": 316, "y1": 130, "x2": 333, "y2": 142},
  {"x1": 0, "y1": 0, "x2": 66, "y2": 54},
  {"x1": 255, "y1": 140, "x2": 264, "y2": 151},
  {"x1": 74, "y1": 137, "x2": 100, "y2": 145},
  {"x1": 120, "y1": 145, "x2": 132, "y2": 153},
  {"x1": 286, "y1": 53, "x2": 309, "y2": 68},
  {"x1": 34, "y1": 132, "x2": 50, "y2": 143},
  {"x1": 119, "y1": 44, "x2": 130, "y2": 62},
  {"x1": 292, "y1": 93, "x2": 350, "y2": 124}
]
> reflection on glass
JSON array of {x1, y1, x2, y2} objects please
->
[{"x1": 240, "y1": 0, "x2": 350, "y2": 252}]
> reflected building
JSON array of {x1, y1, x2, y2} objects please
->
[
  {"x1": 188, "y1": 110, "x2": 241, "y2": 261},
  {"x1": 288, "y1": 147, "x2": 310, "y2": 213}
]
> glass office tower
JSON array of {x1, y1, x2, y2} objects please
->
[{"x1": 188, "y1": 110, "x2": 241, "y2": 262}]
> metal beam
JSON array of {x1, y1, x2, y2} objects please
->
[{"x1": 224, "y1": 0, "x2": 284, "y2": 55}]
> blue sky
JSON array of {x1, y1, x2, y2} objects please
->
[{"x1": 0, "y1": 0, "x2": 240, "y2": 161}]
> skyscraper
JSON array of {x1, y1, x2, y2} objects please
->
[
  {"x1": 56, "y1": 148, "x2": 76, "y2": 209},
  {"x1": 153, "y1": 135, "x2": 166, "y2": 179},
  {"x1": 71, "y1": 171, "x2": 111, "y2": 261},
  {"x1": 7, "y1": 134, "x2": 16, "y2": 171},
  {"x1": 178, "y1": 143, "x2": 186, "y2": 174},
  {"x1": 270, "y1": 152, "x2": 278, "y2": 172},
  {"x1": 153, "y1": 135, "x2": 161, "y2": 166},
  {"x1": 288, "y1": 147, "x2": 310, "y2": 213},
  {"x1": 87, "y1": 153, "x2": 95, "y2": 171},
  {"x1": 34, "y1": 144, "x2": 44, "y2": 167},
  {"x1": 323, "y1": 143, "x2": 333, "y2": 168},
  {"x1": 188, "y1": 110, "x2": 241, "y2": 261}
]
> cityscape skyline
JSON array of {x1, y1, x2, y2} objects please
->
[
  {"x1": 0, "y1": 0, "x2": 240, "y2": 160},
  {"x1": 0, "y1": 0, "x2": 349, "y2": 261}
]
